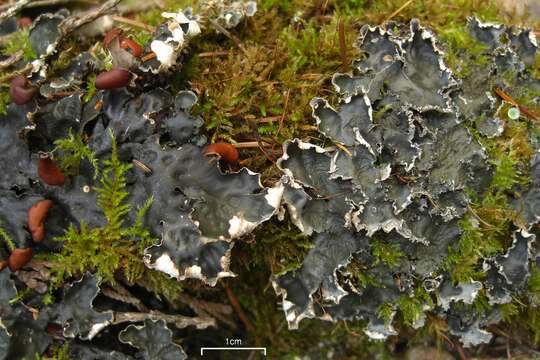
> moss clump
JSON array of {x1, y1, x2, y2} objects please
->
[
  {"x1": 0, "y1": 88, "x2": 10, "y2": 116},
  {"x1": 0, "y1": 223, "x2": 16, "y2": 251},
  {"x1": 47, "y1": 132, "x2": 156, "y2": 290},
  {"x1": 83, "y1": 74, "x2": 96, "y2": 103},
  {"x1": 53, "y1": 132, "x2": 99, "y2": 178},
  {"x1": 372, "y1": 238, "x2": 404, "y2": 267},
  {"x1": 1, "y1": 28, "x2": 36, "y2": 61},
  {"x1": 439, "y1": 24, "x2": 489, "y2": 77}
]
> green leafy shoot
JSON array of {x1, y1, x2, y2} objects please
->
[
  {"x1": 49, "y1": 130, "x2": 156, "y2": 286},
  {"x1": 372, "y1": 239, "x2": 403, "y2": 267},
  {"x1": 54, "y1": 132, "x2": 99, "y2": 178},
  {"x1": 0, "y1": 223, "x2": 15, "y2": 251},
  {"x1": 83, "y1": 74, "x2": 97, "y2": 103},
  {"x1": 1, "y1": 28, "x2": 37, "y2": 61},
  {"x1": 0, "y1": 88, "x2": 10, "y2": 116}
]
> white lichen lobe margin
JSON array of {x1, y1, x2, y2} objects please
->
[{"x1": 150, "y1": 253, "x2": 180, "y2": 278}]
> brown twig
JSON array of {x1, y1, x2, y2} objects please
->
[
  {"x1": 225, "y1": 284, "x2": 256, "y2": 333},
  {"x1": 0, "y1": 63, "x2": 33, "y2": 84},
  {"x1": 113, "y1": 310, "x2": 216, "y2": 329},
  {"x1": 247, "y1": 116, "x2": 276, "y2": 163},
  {"x1": 26, "y1": 0, "x2": 99, "y2": 8},
  {"x1": 338, "y1": 18, "x2": 348, "y2": 72},
  {"x1": 258, "y1": 116, "x2": 282, "y2": 123},
  {"x1": 111, "y1": 15, "x2": 156, "y2": 32},
  {"x1": 60, "y1": 0, "x2": 120, "y2": 33},
  {"x1": 335, "y1": 143, "x2": 352, "y2": 156},
  {"x1": 198, "y1": 51, "x2": 231, "y2": 58},
  {"x1": 276, "y1": 89, "x2": 291, "y2": 138},
  {"x1": 493, "y1": 86, "x2": 538, "y2": 121},
  {"x1": 0, "y1": 50, "x2": 23, "y2": 71},
  {"x1": 467, "y1": 205, "x2": 496, "y2": 228},
  {"x1": 383, "y1": 0, "x2": 414, "y2": 24},
  {"x1": 142, "y1": 52, "x2": 157, "y2": 62},
  {"x1": 209, "y1": 19, "x2": 248, "y2": 55},
  {"x1": 455, "y1": 342, "x2": 469, "y2": 360}
]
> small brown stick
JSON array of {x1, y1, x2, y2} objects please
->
[
  {"x1": 455, "y1": 342, "x2": 469, "y2": 360},
  {"x1": 258, "y1": 116, "x2": 282, "y2": 123},
  {"x1": 225, "y1": 284, "x2": 256, "y2": 333},
  {"x1": 102, "y1": 284, "x2": 148, "y2": 312},
  {"x1": 335, "y1": 143, "x2": 352, "y2": 156},
  {"x1": 198, "y1": 51, "x2": 230, "y2": 58},
  {"x1": 247, "y1": 117, "x2": 276, "y2": 163},
  {"x1": 276, "y1": 89, "x2": 291, "y2": 138},
  {"x1": 0, "y1": 63, "x2": 33, "y2": 84},
  {"x1": 60, "y1": 0, "x2": 120, "y2": 33},
  {"x1": 113, "y1": 310, "x2": 216, "y2": 329},
  {"x1": 142, "y1": 52, "x2": 157, "y2": 62},
  {"x1": 493, "y1": 86, "x2": 538, "y2": 121},
  {"x1": 208, "y1": 19, "x2": 247, "y2": 55},
  {"x1": 233, "y1": 141, "x2": 273, "y2": 149},
  {"x1": 0, "y1": 50, "x2": 23, "y2": 70},
  {"x1": 299, "y1": 125, "x2": 319, "y2": 131},
  {"x1": 342, "y1": 320, "x2": 362, "y2": 337},
  {"x1": 132, "y1": 159, "x2": 153, "y2": 175},
  {"x1": 383, "y1": 0, "x2": 414, "y2": 24},
  {"x1": 338, "y1": 18, "x2": 348, "y2": 72},
  {"x1": 111, "y1": 15, "x2": 156, "y2": 32},
  {"x1": 467, "y1": 204, "x2": 496, "y2": 228},
  {"x1": 26, "y1": 0, "x2": 99, "y2": 8}
]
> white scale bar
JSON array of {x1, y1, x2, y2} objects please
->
[{"x1": 200, "y1": 347, "x2": 267, "y2": 356}]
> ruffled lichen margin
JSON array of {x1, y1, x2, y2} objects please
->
[{"x1": 1, "y1": 0, "x2": 540, "y2": 358}]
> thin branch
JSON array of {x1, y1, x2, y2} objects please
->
[
  {"x1": 276, "y1": 89, "x2": 291, "y2": 139},
  {"x1": 383, "y1": 0, "x2": 414, "y2": 24},
  {"x1": 0, "y1": 50, "x2": 23, "y2": 71},
  {"x1": 225, "y1": 284, "x2": 256, "y2": 333},
  {"x1": 208, "y1": 19, "x2": 247, "y2": 55},
  {"x1": 111, "y1": 15, "x2": 156, "y2": 32},
  {"x1": 113, "y1": 310, "x2": 216, "y2": 329},
  {"x1": 60, "y1": 0, "x2": 120, "y2": 35},
  {"x1": 338, "y1": 18, "x2": 348, "y2": 72},
  {"x1": 247, "y1": 117, "x2": 276, "y2": 163},
  {"x1": 493, "y1": 86, "x2": 538, "y2": 121},
  {"x1": 198, "y1": 51, "x2": 230, "y2": 58},
  {"x1": 467, "y1": 205, "x2": 496, "y2": 228}
]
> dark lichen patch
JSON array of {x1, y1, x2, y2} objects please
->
[{"x1": 1, "y1": 0, "x2": 540, "y2": 358}]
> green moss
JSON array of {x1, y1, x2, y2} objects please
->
[
  {"x1": 1, "y1": 28, "x2": 36, "y2": 61},
  {"x1": 239, "y1": 218, "x2": 313, "y2": 276},
  {"x1": 0, "y1": 223, "x2": 15, "y2": 251},
  {"x1": 47, "y1": 131, "x2": 157, "y2": 289},
  {"x1": 0, "y1": 88, "x2": 10, "y2": 116},
  {"x1": 54, "y1": 132, "x2": 99, "y2": 178},
  {"x1": 372, "y1": 239, "x2": 404, "y2": 267},
  {"x1": 35, "y1": 343, "x2": 71, "y2": 360},
  {"x1": 83, "y1": 74, "x2": 96, "y2": 103},
  {"x1": 439, "y1": 24, "x2": 489, "y2": 77},
  {"x1": 377, "y1": 302, "x2": 395, "y2": 324},
  {"x1": 398, "y1": 287, "x2": 434, "y2": 327},
  {"x1": 345, "y1": 259, "x2": 384, "y2": 289}
]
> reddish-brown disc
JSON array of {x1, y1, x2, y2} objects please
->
[
  {"x1": 18, "y1": 17, "x2": 32, "y2": 27},
  {"x1": 28, "y1": 199, "x2": 53, "y2": 243},
  {"x1": 120, "y1": 38, "x2": 143, "y2": 58},
  {"x1": 95, "y1": 68, "x2": 132, "y2": 89},
  {"x1": 8, "y1": 248, "x2": 33, "y2": 272},
  {"x1": 204, "y1": 143, "x2": 239, "y2": 164},
  {"x1": 103, "y1": 28, "x2": 123, "y2": 48},
  {"x1": 9, "y1": 75, "x2": 36, "y2": 105},
  {"x1": 38, "y1": 157, "x2": 66, "y2": 186}
]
